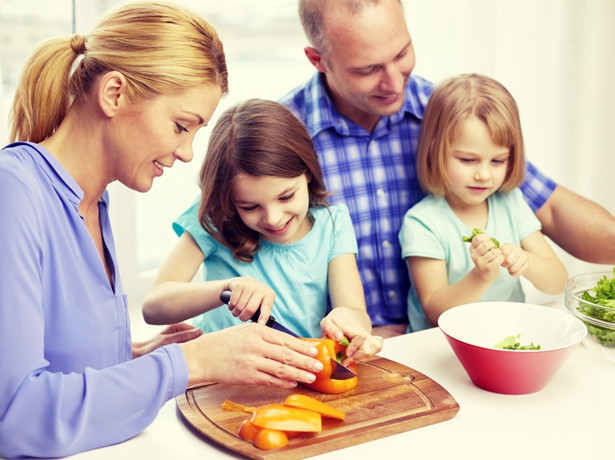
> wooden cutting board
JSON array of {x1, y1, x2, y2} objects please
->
[{"x1": 176, "y1": 355, "x2": 459, "y2": 459}]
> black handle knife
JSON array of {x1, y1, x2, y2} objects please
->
[{"x1": 220, "y1": 290, "x2": 356, "y2": 380}]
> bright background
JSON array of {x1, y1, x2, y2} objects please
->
[{"x1": 2, "y1": 0, "x2": 614, "y2": 338}]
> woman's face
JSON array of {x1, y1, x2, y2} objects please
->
[
  {"x1": 110, "y1": 83, "x2": 222, "y2": 192},
  {"x1": 231, "y1": 172, "x2": 313, "y2": 245}
]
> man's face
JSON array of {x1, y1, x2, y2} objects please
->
[{"x1": 319, "y1": 0, "x2": 415, "y2": 131}]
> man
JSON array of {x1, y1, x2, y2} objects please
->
[{"x1": 280, "y1": 0, "x2": 615, "y2": 337}]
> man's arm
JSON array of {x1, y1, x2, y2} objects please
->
[{"x1": 535, "y1": 185, "x2": 615, "y2": 263}]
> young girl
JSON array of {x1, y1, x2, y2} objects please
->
[
  {"x1": 398, "y1": 74, "x2": 568, "y2": 332},
  {"x1": 143, "y1": 98, "x2": 382, "y2": 359}
]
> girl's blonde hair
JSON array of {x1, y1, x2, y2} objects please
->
[
  {"x1": 198, "y1": 99, "x2": 330, "y2": 262},
  {"x1": 417, "y1": 73, "x2": 525, "y2": 196},
  {"x1": 10, "y1": 1, "x2": 228, "y2": 143}
]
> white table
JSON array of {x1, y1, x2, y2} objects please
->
[{"x1": 64, "y1": 311, "x2": 613, "y2": 460}]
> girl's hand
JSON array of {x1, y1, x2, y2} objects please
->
[
  {"x1": 180, "y1": 323, "x2": 324, "y2": 388},
  {"x1": 469, "y1": 233, "x2": 504, "y2": 282},
  {"x1": 320, "y1": 307, "x2": 383, "y2": 363},
  {"x1": 225, "y1": 277, "x2": 276, "y2": 323},
  {"x1": 499, "y1": 243, "x2": 529, "y2": 277}
]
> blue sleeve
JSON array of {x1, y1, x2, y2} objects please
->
[
  {"x1": 520, "y1": 161, "x2": 557, "y2": 212},
  {"x1": 399, "y1": 204, "x2": 446, "y2": 261},
  {"x1": 172, "y1": 195, "x2": 202, "y2": 238},
  {"x1": 329, "y1": 204, "x2": 359, "y2": 261},
  {"x1": 0, "y1": 167, "x2": 188, "y2": 458},
  {"x1": 506, "y1": 188, "x2": 542, "y2": 240},
  {"x1": 0, "y1": 345, "x2": 187, "y2": 458},
  {"x1": 173, "y1": 196, "x2": 218, "y2": 257}
]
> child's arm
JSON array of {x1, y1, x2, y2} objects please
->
[
  {"x1": 142, "y1": 232, "x2": 275, "y2": 325},
  {"x1": 409, "y1": 234, "x2": 504, "y2": 326},
  {"x1": 320, "y1": 254, "x2": 383, "y2": 362},
  {"x1": 501, "y1": 230, "x2": 568, "y2": 294}
]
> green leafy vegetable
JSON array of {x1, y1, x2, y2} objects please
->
[
  {"x1": 494, "y1": 334, "x2": 541, "y2": 350},
  {"x1": 462, "y1": 228, "x2": 500, "y2": 248},
  {"x1": 578, "y1": 268, "x2": 615, "y2": 346}
]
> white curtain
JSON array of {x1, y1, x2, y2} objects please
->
[
  {"x1": 407, "y1": 0, "x2": 615, "y2": 283},
  {"x1": 408, "y1": 0, "x2": 615, "y2": 206}
]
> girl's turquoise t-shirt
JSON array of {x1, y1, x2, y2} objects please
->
[
  {"x1": 399, "y1": 189, "x2": 542, "y2": 332},
  {"x1": 173, "y1": 202, "x2": 358, "y2": 338}
]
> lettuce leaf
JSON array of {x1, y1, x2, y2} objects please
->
[
  {"x1": 462, "y1": 228, "x2": 500, "y2": 248},
  {"x1": 578, "y1": 267, "x2": 615, "y2": 345}
]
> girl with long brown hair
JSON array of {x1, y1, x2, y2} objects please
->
[{"x1": 143, "y1": 98, "x2": 382, "y2": 357}]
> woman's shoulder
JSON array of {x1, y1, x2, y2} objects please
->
[
  {"x1": 0, "y1": 142, "x2": 76, "y2": 200},
  {"x1": 1, "y1": 143, "x2": 43, "y2": 176}
]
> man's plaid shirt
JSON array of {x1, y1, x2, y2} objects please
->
[{"x1": 280, "y1": 73, "x2": 556, "y2": 329}]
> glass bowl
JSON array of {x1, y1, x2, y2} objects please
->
[{"x1": 564, "y1": 271, "x2": 615, "y2": 364}]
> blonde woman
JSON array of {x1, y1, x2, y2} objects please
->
[
  {"x1": 399, "y1": 74, "x2": 567, "y2": 331},
  {"x1": 0, "y1": 3, "x2": 322, "y2": 457}
]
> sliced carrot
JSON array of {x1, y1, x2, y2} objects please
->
[
  {"x1": 253, "y1": 428, "x2": 289, "y2": 450},
  {"x1": 250, "y1": 404, "x2": 322, "y2": 433},
  {"x1": 283, "y1": 394, "x2": 345, "y2": 421}
]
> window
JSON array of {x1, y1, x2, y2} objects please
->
[{"x1": 1, "y1": 0, "x2": 313, "y2": 307}]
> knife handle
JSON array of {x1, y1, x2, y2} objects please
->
[
  {"x1": 220, "y1": 290, "x2": 232, "y2": 305},
  {"x1": 220, "y1": 290, "x2": 261, "y2": 323}
]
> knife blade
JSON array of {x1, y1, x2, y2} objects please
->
[{"x1": 220, "y1": 290, "x2": 357, "y2": 380}]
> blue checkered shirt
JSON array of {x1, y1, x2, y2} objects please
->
[{"x1": 280, "y1": 72, "x2": 556, "y2": 328}]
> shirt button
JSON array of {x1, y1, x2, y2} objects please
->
[
  {"x1": 377, "y1": 189, "x2": 386, "y2": 198},
  {"x1": 382, "y1": 240, "x2": 391, "y2": 249},
  {"x1": 388, "y1": 291, "x2": 397, "y2": 299}
]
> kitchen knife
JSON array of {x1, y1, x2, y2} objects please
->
[{"x1": 220, "y1": 290, "x2": 357, "y2": 380}]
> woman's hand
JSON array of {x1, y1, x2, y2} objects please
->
[
  {"x1": 132, "y1": 322, "x2": 203, "y2": 358},
  {"x1": 180, "y1": 323, "x2": 324, "y2": 388},
  {"x1": 225, "y1": 277, "x2": 276, "y2": 324},
  {"x1": 320, "y1": 307, "x2": 383, "y2": 363}
]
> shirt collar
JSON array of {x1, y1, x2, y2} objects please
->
[
  {"x1": 4, "y1": 142, "x2": 109, "y2": 210},
  {"x1": 303, "y1": 72, "x2": 427, "y2": 137}
]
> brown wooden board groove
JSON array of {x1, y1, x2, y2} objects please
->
[{"x1": 176, "y1": 355, "x2": 459, "y2": 459}]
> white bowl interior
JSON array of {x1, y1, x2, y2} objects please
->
[{"x1": 438, "y1": 302, "x2": 587, "y2": 351}]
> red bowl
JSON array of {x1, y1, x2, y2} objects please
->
[{"x1": 438, "y1": 302, "x2": 587, "y2": 394}]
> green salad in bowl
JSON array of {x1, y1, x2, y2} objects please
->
[{"x1": 564, "y1": 269, "x2": 615, "y2": 363}]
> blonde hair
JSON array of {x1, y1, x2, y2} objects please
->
[
  {"x1": 417, "y1": 73, "x2": 525, "y2": 196},
  {"x1": 10, "y1": 1, "x2": 228, "y2": 143}
]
